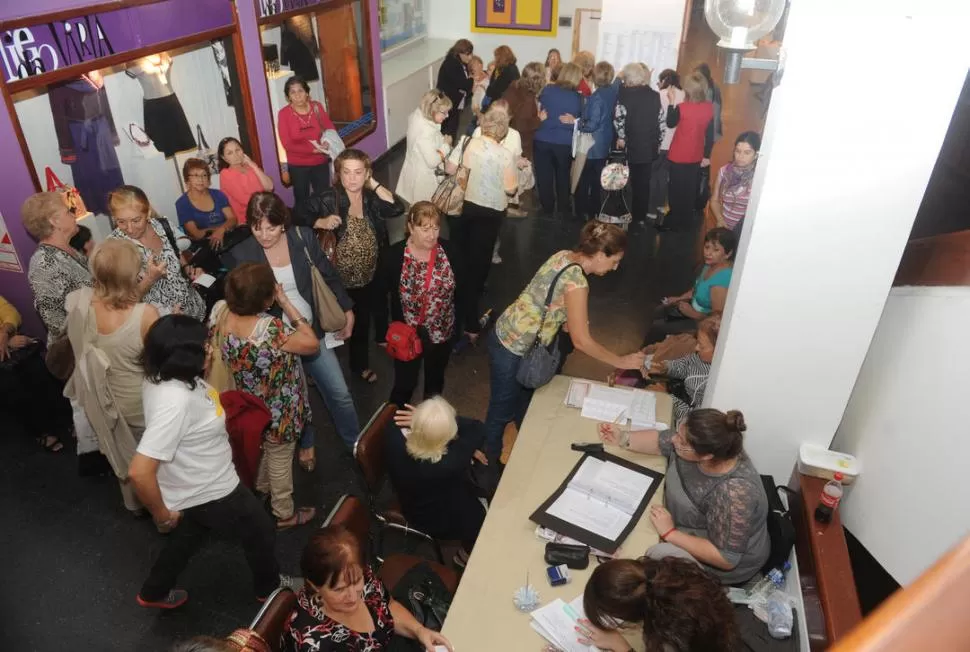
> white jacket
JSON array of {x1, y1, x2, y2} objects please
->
[{"x1": 395, "y1": 109, "x2": 450, "y2": 204}]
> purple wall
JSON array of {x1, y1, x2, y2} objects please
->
[{"x1": 0, "y1": 0, "x2": 388, "y2": 337}]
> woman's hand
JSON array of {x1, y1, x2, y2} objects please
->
[
  {"x1": 146, "y1": 256, "x2": 167, "y2": 284},
  {"x1": 560, "y1": 113, "x2": 577, "y2": 124},
  {"x1": 9, "y1": 334, "x2": 34, "y2": 350},
  {"x1": 155, "y1": 509, "x2": 182, "y2": 534},
  {"x1": 314, "y1": 215, "x2": 342, "y2": 231},
  {"x1": 598, "y1": 423, "x2": 621, "y2": 445},
  {"x1": 649, "y1": 505, "x2": 674, "y2": 534},
  {"x1": 538, "y1": 109, "x2": 549, "y2": 121},
  {"x1": 335, "y1": 310, "x2": 354, "y2": 341},
  {"x1": 443, "y1": 134, "x2": 454, "y2": 147},
  {"x1": 241, "y1": 154, "x2": 254, "y2": 168},
  {"x1": 676, "y1": 301, "x2": 693, "y2": 315},
  {"x1": 617, "y1": 351, "x2": 647, "y2": 370},
  {"x1": 394, "y1": 404, "x2": 415, "y2": 428},
  {"x1": 444, "y1": 160, "x2": 459, "y2": 176},
  {"x1": 666, "y1": 87, "x2": 678, "y2": 104},
  {"x1": 186, "y1": 266, "x2": 204, "y2": 281},
  {"x1": 274, "y1": 283, "x2": 293, "y2": 310},
  {"x1": 648, "y1": 360, "x2": 665, "y2": 375},
  {"x1": 472, "y1": 449, "x2": 489, "y2": 465},
  {"x1": 415, "y1": 625, "x2": 453, "y2": 651},
  {"x1": 616, "y1": 138, "x2": 625, "y2": 149},
  {"x1": 701, "y1": 157, "x2": 711, "y2": 168},
  {"x1": 517, "y1": 157, "x2": 530, "y2": 169},
  {"x1": 576, "y1": 619, "x2": 630, "y2": 651}
]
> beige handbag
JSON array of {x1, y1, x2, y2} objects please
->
[
  {"x1": 295, "y1": 229, "x2": 348, "y2": 332},
  {"x1": 206, "y1": 302, "x2": 236, "y2": 393}
]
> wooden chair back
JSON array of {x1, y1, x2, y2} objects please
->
[{"x1": 354, "y1": 403, "x2": 397, "y2": 495}]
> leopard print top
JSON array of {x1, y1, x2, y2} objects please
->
[{"x1": 335, "y1": 213, "x2": 378, "y2": 289}]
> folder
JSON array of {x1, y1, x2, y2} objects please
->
[{"x1": 530, "y1": 452, "x2": 664, "y2": 554}]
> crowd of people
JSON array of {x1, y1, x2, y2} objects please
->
[{"x1": 2, "y1": 35, "x2": 772, "y2": 652}]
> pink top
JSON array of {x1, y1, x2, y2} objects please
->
[
  {"x1": 277, "y1": 100, "x2": 335, "y2": 167},
  {"x1": 220, "y1": 166, "x2": 265, "y2": 224}
]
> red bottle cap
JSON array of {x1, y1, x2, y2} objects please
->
[{"x1": 833, "y1": 472, "x2": 844, "y2": 481}]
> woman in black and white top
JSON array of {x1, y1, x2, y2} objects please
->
[{"x1": 648, "y1": 315, "x2": 719, "y2": 426}]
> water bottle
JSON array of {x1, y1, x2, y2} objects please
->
[
  {"x1": 814, "y1": 472, "x2": 845, "y2": 524},
  {"x1": 746, "y1": 561, "x2": 789, "y2": 601},
  {"x1": 766, "y1": 591, "x2": 793, "y2": 639}
]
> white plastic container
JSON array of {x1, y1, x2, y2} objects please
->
[{"x1": 797, "y1": 444, "x2": 860, "y2": 485}]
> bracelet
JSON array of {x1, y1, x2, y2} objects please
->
[
  {"x1": 660, "y1": 527, "x2": 676, "y2": 541},
  {"x1": 291, "y1": 317, "x2": 308, "y2": 327}
]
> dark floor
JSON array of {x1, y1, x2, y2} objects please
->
[{"x1": 0, "y1": 148, "x2": 703, "y2": 651}]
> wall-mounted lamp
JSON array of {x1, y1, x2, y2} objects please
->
[{"x1": 704, "y1": 0, "x2": 786, "y2": 84}]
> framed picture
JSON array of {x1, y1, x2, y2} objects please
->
[{"x1": 471, "y1": 0, "x2": 558, "y2": 36}]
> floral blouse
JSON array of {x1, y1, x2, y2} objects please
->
[
  {"x1": 400, "y1": 244, "x2": 455, "y2": 344},
  {"x1": 214, "y1": 307, "x2": 310, "y2": 444},
  {"x1": 285, "y1": 567, "x2": 395, "y2": 652},
  {"x1": 109, "y1": 218, "x2": 205, "y2": 320},
  {"x1": 27, "y1": 244, "x2": 93, "y2": 340}
]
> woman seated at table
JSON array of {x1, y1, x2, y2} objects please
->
[
  {"x1": 578, "y1": 556, "x2": 740, "y2": 651},
  {"x1": 599, "y1": 408, "x2": 769, "y2": 585},
  {"x1": 175, "y1": 158, "x2": 237, "y2": 249},
  {"x1": 385, "y1": 397, "x2": 486, "y2": 568},
  {"x1": 647, "y1": 315, "x2": 719, "y2": 426},
  {"x1": 643, "y1": 226, "x2": 735, "y2": 346},
  {"x1": 285, "y1": 525, "x2": 454, "y2": 652}
]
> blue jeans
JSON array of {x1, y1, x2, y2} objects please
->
[
  {"x1": 483, "y1": 331, "x2": 533, "y2": 463},
  {"x1": 302, "y1": 339, "x2": 360, "y2": 450}
]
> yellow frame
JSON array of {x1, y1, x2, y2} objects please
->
[{"x1": 469, "y1": 0, "x2": 559, "y2": 37}]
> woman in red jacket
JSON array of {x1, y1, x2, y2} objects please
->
[
  {"x1": 277, "y1": 76, "x2": 336, "y2": 211},
  {"x1": 664, "y1": 72, "x2": 714, "y2": 231}
]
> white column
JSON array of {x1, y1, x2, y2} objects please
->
[{"x1": 703, "y1": 1, "x2": 969, "y2": 480}]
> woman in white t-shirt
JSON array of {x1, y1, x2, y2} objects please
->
[
  {"x1": 128, "y1": 315, "x2": 284, "y2": 609},
  {"x1": 652, "y1": 69, "x2": 686, "y2": 218}
]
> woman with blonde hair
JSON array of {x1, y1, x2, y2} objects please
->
[
  {"x1": 573, "y1": 50, "x2": 596, "y2": 96},
  {"x1": 385, "y1": 396, "x2": 487, "y2": 567},
  {"x1": 396, "y1": 89, "x2": 458, "y2": 204},
  {"x1": 534, "y1": 62, "x2": 583, "y2": 217},
  {"x1": 569, "y1": 61, "x2": 620, "y2": 221},
  {"x1": 484, "y1": 45, "x2": 520, "y2": 106}
]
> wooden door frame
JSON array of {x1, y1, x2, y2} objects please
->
[{"x1": 571, "y1": 7, "x2": 601, "y2": 59}]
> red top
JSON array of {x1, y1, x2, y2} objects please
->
[
  {"x1": 219, "y1": 166, "x2": 265, "y2": 224},
  {"x1": 668, "y1": 101, "x2": 714, "y2": 164},
  {"x1": 578, "y1": 78, "x2": 592, "y2": 97},
  {"x1": 277, "y1": 100, "x2": 335, "y2": 167},
  {"x1": 400, "y1": 243, "x2": 456, "y2": 344}
]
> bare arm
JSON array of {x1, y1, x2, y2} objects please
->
[
  {"x1": 710, "y1": 169, "x2": 725, "y2": 226},
  {"x1": 221, "y1": 207, "x2": 238, "y2": 231},
  {"x1": 275, "y1": 285, "x2": 322, "y2": 356},
  {"x1": 249, "y1": 159, "x2": 275, "y2": 191},
  {"x1": 564, "y1": 287, "x2": 644, "y2": 370},
  {"x1": 128, "y1": 453, "x2": 180, "y2": 528},
  {"x1": 710, "y1": 286, "x2": 729, "y2": 314},
  {"x1": 182, "y1": 220, "x2": 208, "y2": 241},
  {"x1": 139, "y1": 304, "x2": 160, "y2": 340},
  {"x1": 389, "y1": 599, "x2": 454, "y2": 651},
  {"x1": 665, "y1": 529, "x2": 734, "y2": 569},
  {"x1": 598, "y1": 423, "x2": 663, "y2": 455}
]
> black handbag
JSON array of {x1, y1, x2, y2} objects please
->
[
  {"x1": 760, "y1": 475, "x2": 797, "y2": 574},
  {"x1": 696, "y1": 165, "x2": 712, "y2": 210},
  {"x1": 516, "y1": 263, "x2": 583, "y2": 389},
  {"x1": 390, "y1": 562, "x2": 453, "y2": 632}
]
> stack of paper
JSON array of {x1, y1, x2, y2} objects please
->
[
  {"x1": 530, "y1": 595, "x2": 590, "y2": 652},
  {"x1": 573, "y1": 384, "x2": 661, "y2": 429}
]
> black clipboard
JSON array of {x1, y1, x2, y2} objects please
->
[{"x1": 529, "y1": 451, "x2": 664, "y2": 554}]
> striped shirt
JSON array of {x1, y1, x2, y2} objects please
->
[
  {"x1": 665, "y1": 352, "x2": 711, "y2": 426},
  {"x1": 718, "y1": 165, "x2": 753, "y2": 230}
]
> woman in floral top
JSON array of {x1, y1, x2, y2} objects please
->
[
  {"x1": 213, "y1": 263, "x2": 320, "y2": 529},
  {"x1": 381, "y1": 202, "x2": 461, "y2": 407},
  {"x1": 285, "y1": 525, "x2": 453, "y2": 652}
]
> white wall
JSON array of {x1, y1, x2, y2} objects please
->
[
  {"x1": 832, "y1": 287, "x2": 970, "y2": 585},
  {"x1": 703, "y1": 1, "x2": 969, "y2": 481},
  {"x1": 427, "y1": 0, "x2": 601, "y2": 66}
]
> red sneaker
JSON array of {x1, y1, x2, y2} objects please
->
[{"x1": 136, "y1": 589, "x2": 188, "y2": 609}]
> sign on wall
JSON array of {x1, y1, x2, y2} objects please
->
[
  {"x1": 379, "y1": 0, "x2": 428, "y2": 51},
  {"x1": 257, "y1": 0, "x2": 336, "y2": 19},
  {"x1": 471, "y1": 0, "x2": 558, "y2": 36},
  {"x1": 0, "y1": 211, "x2": 23, "y2": 273}
]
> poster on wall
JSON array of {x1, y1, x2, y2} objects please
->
[
  {"x1": 379, "y1": 0, "x2": 428, "y2": 51},
  {"x1": 471, "y1": 0, "x2": 557, "y2": 36},
  {"x1": 0, "y1": 212, "x2": 24, "y2": 273},
  {"x1": 597, "y1": 25, "x2": 679, "y2": 78}
]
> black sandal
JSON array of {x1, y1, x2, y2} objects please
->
[{"x1": 360, "y1": 369, "x2": 378, "y2": 384}]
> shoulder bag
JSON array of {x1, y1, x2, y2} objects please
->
[
  {"x1": 516, "y1": 263, "x2": 583, "y2": 389},
  {"x1": 205, "y1": 302, "x2": 236, "y2": 393},
  {"x1": 294, "y1": 228, "x2": 348, "y2": 332},
  {"x1": 385, "y1": 245, "x2": 437, "y2": 362},
  {"x1": 431, "y1": 136, "x2": 471, "y2": 216}
]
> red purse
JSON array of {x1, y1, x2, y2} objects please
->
[{"x1": 386, "y1": 245, "x2": 437, "y2": 362}]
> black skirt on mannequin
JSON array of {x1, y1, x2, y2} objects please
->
[{"x1": 144, "y1": 94, "x2": 196, "y2": 157}]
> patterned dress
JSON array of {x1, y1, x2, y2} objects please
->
[
  {"x1": 284, "y1": 567, "x2": 395, "y2": 652},
  {"x1": 216, "y1": 308, "x2": 310, "y2": 444},
  {"x1": 27, "y1": 244, "x2": 93, "y2": 340},
  {"x1": 335, "y1": 213, "x2": 378, "y2": 289},
  {"x1": 399, "y1": 243, "x2": 456, "y2": 344}
]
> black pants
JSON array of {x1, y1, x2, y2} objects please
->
[
  {"x1": 449, "y1": 202, "x2": 504, "y2": 334},
  {"x1": 643, "y1": 303, "x2": 700, "y2": 347},
  {"x1": 441, "y1": 106, "x2": 462, "y2": 140},
  {"x1": 289, "y1": 164, "x2": 331, "y2": 214},
  {"x1": 346, "y1": 282, "x2": 387, "y2": 373},
  {"x1": 574, "y1": 158, "x2": 606, "y2": 221},
  {"x1": 629, "y1": 161, "x2": 654, "y2": 223},
  {"x1": 533, "y1": 140, "x2": 572, "y2": 215},
  {"x1": 667, "y1": 161, "x2": 701, "y2": 230},
  {"x1": 389, "y1": 340, "x2": 452, "y2": 407},
  {"x1": 649, "y1": 151, "x2": 670, "y2": 214},
  {"x1": 0, "y1": 347, "x2": 72, "y2": 438},
  {"x1": 139, "y1": 484, "x2": 279, "y2": 601}
]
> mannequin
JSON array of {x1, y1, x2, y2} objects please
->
[{"x1": 126, "y1": 53, "x2": 196, "y2": 157}]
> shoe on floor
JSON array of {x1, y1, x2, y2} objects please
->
[{"x1": 136, "y1": 589, "x2": 188, "y2": 609}]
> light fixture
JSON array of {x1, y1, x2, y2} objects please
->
[{"x1": 704, "y1": 0, "x2": 786, "y2": 84}]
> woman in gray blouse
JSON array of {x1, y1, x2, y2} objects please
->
[{"x1": 600, "y1": 408, "x2": 770, "y2": 584}]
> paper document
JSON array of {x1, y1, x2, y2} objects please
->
[
  {"x1": 574, "y1": 384, "x2": 659, "y2": 429},
  {"x1": 192, "y1": 273, "x2": 216, "y2": 288},
  {"x1": 545, "y1": 457, "x2": 656, "y2": 540},
  {"x1": 530, "y1": 596, "x2": 591, "y2": 652},
  {"x1": 324, "y1": 332, "x2": 344, "y2": 349}
]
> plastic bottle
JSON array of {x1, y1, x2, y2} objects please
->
[
  {"x1": 746, "y1": 561, "x2": 790, "y2": 601},
  {"x1": 766, "y1": 591, "x2": 793, "y2": 639},
  {"x1": 814, "y1": 472, "x2": 845, "y2": 524}
]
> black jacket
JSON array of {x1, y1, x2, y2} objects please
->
[
  {"x1": 436, "y1": 54, "x2": 473, "y2": 110},
  {"x1": 293, "y1": 186, "x2": 407, "y2": 248},
  {"x1": 485, "y1": 64, "x2": 520, "y2": 105},
  {"x1": 223, "y1": 226, "x2": 352, "y2": 338},
  {"x1": 617, "y1": 84, "x2": 662, "y2": 165},
  {"x1": 380, "y1": 238, "x2": 462, "y2": 324}
]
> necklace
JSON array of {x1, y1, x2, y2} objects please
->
[{"x1": 292, "y1": 104, "x2": 313, "y2": 129}]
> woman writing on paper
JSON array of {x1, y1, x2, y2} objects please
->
[{"x1": 599, "y1": 408, "x2": 770, "y2": 584}]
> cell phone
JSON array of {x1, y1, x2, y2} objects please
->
[{"x1": 571, "y1": 442, "x2": 604, "y2": 454}]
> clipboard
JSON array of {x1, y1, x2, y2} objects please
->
[{"x1": 529, "y1": 451, "x2": 664, "y2": 554}]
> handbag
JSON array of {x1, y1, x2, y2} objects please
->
[
  {"x1": 316, "y1": 229, "x2": 338, "y2": 264},
  {"x1": 517, "y1": 160, "x2": 536, "y2": 191},
  {"x1": 516, "y1": 263, "x2": 583, "y2": 389},
  {"x1": 294, "y1": 228, "x2": 348, "y2": 332},
  {"x1": 385, "y1": 245, "x2": 437, "y2": 362},
  {"x1": 431, "y1": 136, "x2": 471, "y2": 216},
  {"x1": 44, "y1": 168, "x2": 88, "y2": 217},
  {"x1": 45, "y1": 334, "x2": 75, "y2": 381},
  {"x1": 389, "y1": 562, "x2": 453, "y2": 632},
  {"x1": 696, "y1": 164, "x2": 712, "y2": 209},
  {"x1": 205, "y1": 302, "x2": 236, "y2": 393},
  {"x1": 195, "y1": 124, "x2": 219, "y2": 176}
]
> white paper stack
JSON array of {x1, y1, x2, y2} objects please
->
[{"x1": 530, "y1": 595, "x2": 591, "y2": 652}]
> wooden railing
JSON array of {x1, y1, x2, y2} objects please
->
[{"x1": 894, "y1": 229, "x2": 970, "y2": 286}]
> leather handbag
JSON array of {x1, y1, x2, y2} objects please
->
[
  {"x1": 385, "y1": 245, "x2": 437, "y2": 362},
  {"x1": 316, "y1": 229, "x2": 338, "y2": 264},
  {"x1": 205, "y1": 302, "x2": 236, "y2": 393},
  {"x1": 295, "y1": 228, "x2": 347, "y2": 332},
  {"x1": 431, "y1": 136, "x2": 471, "y2": 216},
  {"x1": 544, "y1": 542, "x2": 591, "y2": 570},
  {"x1": 516, "y1": 263, "x2": 583, "y2": 389},
  {"x1": 45, "y1": 334, "x2": 75, "y2": 381},
  {"x1": 389, "y1": 562, "x2": 453, "y2": 632}
]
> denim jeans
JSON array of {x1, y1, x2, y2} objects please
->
[
  {"x1": 302, "y1": 339, "x2": 360, "y2": 450},
  {"x1": 482, "y1": 331, "x2": 533, "y2": 463}
]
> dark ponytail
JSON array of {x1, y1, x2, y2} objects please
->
[{"x1": 684, "y1": 408, "x2": 746, "y2": 460}]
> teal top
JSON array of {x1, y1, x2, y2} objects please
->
[{"x1": 691, "y1": 265, "x2": 733, "y2": 314}]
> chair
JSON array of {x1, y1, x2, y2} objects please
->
[
  {"x1": 323, "y1": 494, "x2": 459, "y2": 595},
  {"x1": 247, "y1": 587, "x2": 297, "y2": 652},
  {"x1": 353, "y1": 402, "x2": 446, "y2": 564}
]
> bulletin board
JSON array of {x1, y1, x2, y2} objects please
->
[{"x1": 471, "y1": 0, "x2": 558, "y2": 36}]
